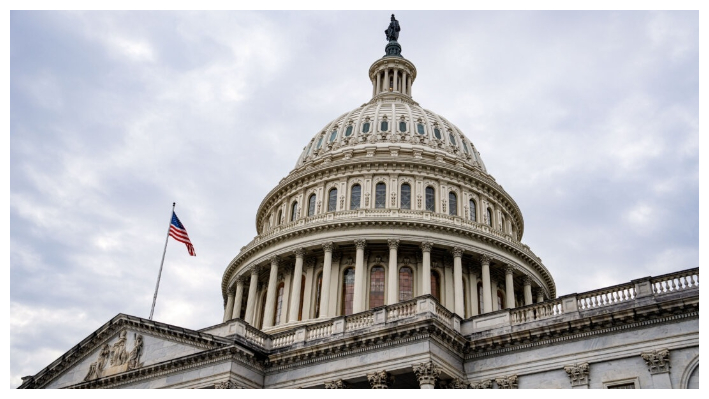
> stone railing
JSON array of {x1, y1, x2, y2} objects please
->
[
  {"x1": 244, "y1": 324, "x2": 268, "y2": 348},
  {"x1": 386, "y1": 300, "x2": 417, "y2": 322},
  {"x1": 651, "y1": 268, "x2": 699, "y2": 294},
  {"x1": 345, "y1": 311, "x2": 374, "y2": 332},
  {"x1": 510, "y1": 299, "x2": 563, "y2": 325},
  {"x1": 577, "y1": 282, "x2": 636, "y2": 310},
  {"x1": 432, "y1": 302, "x2": 454, "y2": 329},
  {"x1": 306, "y1": 320, "x2": 334, "y2": 340},
  {"x1": 271, "y1": 330, "x2": 296, "y2": 349}
]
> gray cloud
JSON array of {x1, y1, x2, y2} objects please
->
[{"x1": 10, "y1": 11, "x2": 698, "y2": 388}]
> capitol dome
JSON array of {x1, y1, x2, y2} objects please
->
[{"x1": 220, "y1": 23, "x2": 555, "y2": 333}]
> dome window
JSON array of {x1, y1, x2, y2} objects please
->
[
  {"x1": 328, "y1": 129, "x2": 338, "y2": 143},
  {"x1": 375, "y1": 182, "x2": 386, "y2": 209},
  {"x1": 307, "y1": 194, "x2": 316, "y2": 217},
  {"x1": 425, "y1": 186, "x2": 435, "y2": 212},
  {"x1": 362, "y1": 122, "x2": 371, "y2": 134},
  {"x1": 433, "y1": 127, "x2": 442, "y2": 140},
  {"x1": 315, "y1": 134, "x2": 324, "y2": 149},
  {"x1": 350, "y1": 184, "x2": 361, "y2": 210},
  {"x1": 400, "y1": 183, "x2": 411, "y2": 209},
  {"x1": 448, "y1": 131, "x2": 457, "y2": 146},
  {"x1": 469, "y1": 199, "x2": 477, "y2": 222},
  {"x1": 486, "y1": 208, "x2": 493, "y2": 226},
  {"x1": 291, "y1": 201, "x2": 299, "y2": 222},
  {"x1": 328, "y1": 188, "x2": 337, "y2": 212},
  {"x1": 462, "y1": 140, "x2": 470, "y2": 154},
  {"x1": 399, "y1": 121, "x2": 407, "y2": 133},
  {"x1": 345, "y1": 125, "x2": 353, "y2": 137},
  {"x1": 417, "y1": 123, "x2": 425, "y2": 135},
  {"x1": 380, "y1": 120, "x2": 389, "y2": 131},
  {"x1": 449, "y1": 192, "x2": 458, "y2": 216}
]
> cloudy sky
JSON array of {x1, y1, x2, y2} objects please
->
[{"x1": 10, "y1": 11, "x2": 698, "y2": 388}]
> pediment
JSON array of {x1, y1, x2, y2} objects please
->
[{"x1": 22, "y1": 314, "x2": 232, "y2": 389}]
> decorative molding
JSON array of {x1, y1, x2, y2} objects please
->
[
  {"x1": 469, "y1": 379, "x2": 492, "y2": 389},
  {"x1": 479, "y1": 255, "x2": 491, "y2": 265},
  {"x1": 367, "y1": 370, "x2": 394, "y2": 389},
  {"x1": 354, "y1": 239, "x2": 367, "y2": 250},
  {"x1": 324, "y1": 379, "x2": 348, "y2": 389},
  {"x1": 322, "y1": 242, "x2": 334, "y2": 253},
  {"x1": 215, "y1": 380, "x2": 243, "y2": 389},
  {"x1": 270, "y1": 256, "x2": 280, "y2": 267},
  {"x1": 293, "y1": 248, "x2": 305, "y2": 258},
  {"x1": 452, "y1": 247, "x2": 463, "y2": 258},
  {"x1": 641, "y1": 348, "x2": 670, "y2": 374},
  {"x1": 564, "y1": 363, "x2": 590, "y2": 386},
  {"x1": 387, "y1": 239, "x2": 400, "y2": 250},
  {"x1": 413, "y1": 361, "x2": 440, "y2": 386},
  {"x1": 495, "y1": 375, "x2": 518, "y2": 389},
  {"x1": 446, "y1": 378, "x2": 469, "y2": 389},
  {"x1": 421, "y1": 241, "x2": 433, "y2": 253}
]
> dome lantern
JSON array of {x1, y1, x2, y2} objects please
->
[{"x1": 370, "y1": 14, "x2": 417, "y2": 99}]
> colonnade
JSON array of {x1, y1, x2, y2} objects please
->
[
  {"x1": 372, "y1": 67, "x2": 413, "y2": 97},
  {"x1": 223, "y1": 239, "x2": 546, "y2": 328}
]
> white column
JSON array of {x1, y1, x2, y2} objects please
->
[
  {"x1": 353, "y1": 239, "x2": 366, "y2": 313},
  {"x1": 371, "y1": 78, "x2": 376, "y2": 98},
  {"x1": 262, "y1": 257, "x2": 280, "y2": 328},
  {"x1": 232, "y1": 278, "x2": 244, "y2": 319},
  {"x1": 421, "y1": 242, "x2": 433, "y2": 295},
  {"x1": 481, "y1": 255, "x2": 492, "y2": 313},
  {"x1": 376, "y1": 71, "x2": 381, "y2": 95},
  {"x1": 524, "y1": 276, "x2": 533, "y2": 305},
  {"x1": 320, "y1": 243, "x2": 334, "y2": 319},
  {"x1": 505, "y1": 266, "x2": 516, "y2": 309},
  {"x1": 393, "y1": 70, "x2": 398, "y2": 92},
  {"x1": 223, "y1": 290, "x2": 235, "y2": 323},
  {"x1": 407, "y1": 74, "x2": 412, "y2": 95},
  {"x1": 402, "y1": 71, "x2": 408, "y2": 95},
  {"x1": 301, "y1": 258, "x2": 315, "y2": 320},
  {"x1": 536, "y1": 289, "x2": 544, "y2": 303},
  {"x1": 387, "y1": 239, "x2": 399, "y2": 305},
  {"x1": 469, "y1": 267, "x2": 479, "y2": 316},
  {"x1": 288, "y1": 248, "x2": 305, "y2": 323},
  {"x1": 452, "y1": 247, "x2": 464, "y2": 317},
  {"x1": 328, "y1": 253, "x2": 340, "y2": 317},
  {"x1": 384, "y1": 69, "x2": 389, "y2": 91},
  {"x1": 244, "y1": 267, "x2": 259, "y2": 325},
  {"x1": 444, "y1": 262, "x2": 454, "y2": 309}
]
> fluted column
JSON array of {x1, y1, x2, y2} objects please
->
[
  {"x1": 523, "y1": 276, "x2": 533, "y2": 306},
  {"x1": 262, "y1": 257, "x2": 280, "y2": 328},
  {"x1": 469, "y1": 267, "x2": 479, "y2": 317},
  {"x1": 413, "y1": 361, "x2": 440, "y2": 389},
  {"x1": 421, "y1": 242, "x2": 433, "y2": 295},
  {"x1": 387, "y1": 239, "x2": 400, "y2": 305},
  {"x1": 319, "y1": 243, "x2": 334, "y2": 319},
  {"x1": 244, "y1": 267, "x2": 259, "y2": 325},
  {"x1": 481, "y1": 255, "x2": 492, "y2": 313},
  {"x1": 223, "y1": 289, "x2": 235, "y2": 323},
  {"x1": 452, "y1": 247, "x2": 464, "y2": 316},
  {"x1": 353, "y1": 239, "x2": 367, "y2": 313},
  {"x1": 505, "y1": 266, "x2": 516, "y2": 309},
  {"x1": 301, "y1": 258, "x2": 315, "y2": 321},
  {"x1": 232, "y1": 278, "x2": 244, "y2": 319},
  {"x1": 288, "y1": 249, "x2": 305, "y2": 323}
]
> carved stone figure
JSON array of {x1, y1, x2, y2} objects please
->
[
  {"x1": 126, "y1": 334, "x2": 144, "y2": 370},
  {"x1": 109, "y1": 330, "x2": 128, "y2": 366},
  {"x1": 83, "y1": 344, "x2": 110, "y2": 381},
  {"x1": 385, "y1": 14, "x2": 400, "y2": 42}
]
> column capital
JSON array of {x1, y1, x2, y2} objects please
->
[
  {"x1": 354, "y1": 238, "x2": 367, "y2": 250},
  {"x1": 469, "y1": 379, "x2": 492, "y2": 389},
  {"x1": 495, "y1": 375, "x2": 518, "y2": 389},
  {"x1": 451, "y1": 247, "x2": 464, "y2": 258},
  {"x1": 305, "y1": 257, "x2": 317, "y2": 269},
  {"x1": 446, "y1": 378, "x2": 469, "y2": 389},
  {"x1": 480, "y1": 254, "x2": 492, "y2": 265},
  {"x1": 293, "y1": 248, "x2": 305, "y2": 258},
  {"x1": 421, "y1": 241, "x2": 433, "y2": 253},
  {"x1": 412, "y1": 361, "x2": 441, "y2": 387},
  {"x1": 367, "y1": 370, "x2": 394, "y2": 389},
  {"x1": 250, "y1": 265, "x2": 260, "y2": 276},
  {"x1": 324, "y1": 379, "x2": 348, "y2": 389},
  {"x1": 641, "y1": 348, "x2": 670, "y2": 374},
  {"x1": 235, "y1": 276, "x2": 245, "y2": 285},
  {"x1": 523, "y1": 275, "x2": 532, "y2": 286},
  {"x1": 322, "y1": 242, "x2": 334, "y2": 253},
  {"x1": 270, "y1": 256, "x2": 280, "y2": 267},
  {"x1": 505, "y1": 265, "x2": 515, "y2": 275},
  {"x1": 387, "y1": 239, "x2": 400, "y2": 250},
  {"x1": 564, "y1": 363, "x2": 590, "y2": 387}
]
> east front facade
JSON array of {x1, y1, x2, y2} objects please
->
[{"x1": 18, "y1": 15, "x2": 699, "y2": 389}]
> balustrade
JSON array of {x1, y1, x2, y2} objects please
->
[
  {"x1": 387, "y1": 300, "x2": 417, "y2": 322},
  {"x1": 307, "y1": 321, "x2": 334, "y2": 340},
  {"x1": 271, "y1": 331, "x2": 296, "y2": 348},
  {"x1": 577, "y1": 282, "x2": 635, "y2": 310},
  {"x1": 345, "y1": 312, "x2": 374, "y2": 332},
  {"x1": 651, "y1": 268, "x2": 699, "y2": 294},
  {"x1": 432, "y1": 302, "x2": 453, "y2": 328},
  {"x1": 510, "y1": 299, "x2": 562, "y2": 324}
]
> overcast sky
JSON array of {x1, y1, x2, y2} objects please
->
[{"x1": 9, "y1": 11, "x2": 698, "y2": 388}]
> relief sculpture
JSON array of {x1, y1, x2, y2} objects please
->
[{"x1": 84, "y1": 331, "x2": 144, "y2": 381}]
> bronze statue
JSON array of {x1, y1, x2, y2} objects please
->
[{"x1": 385, "y1": 14, "x2": 400, "y2": 42}]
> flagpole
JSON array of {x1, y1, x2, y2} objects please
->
[{"x1": 150, "y1": 202, "x2": 175, "y2": 320}]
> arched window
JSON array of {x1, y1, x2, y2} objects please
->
[
  {"x1": 345, "y1": 125, "x2": 353, "y2": 137},
  {"x1": 399, "y1": 267, "x2": 414, "y2": 301},
  {"x1": 328, "y1": 188, "x2": 337, "y2": 212},
  {"x1": 486, "y1": 208, "x2": 493, "y2": 226},
  {"x1": 307, "y1": 194, "x2": 316, "y2": 217},
  {"x1": 400, "y1": 183, "x2": 411, "y2": 209},
  {"x1": 362, "y1": 121, "x2": 370, "y2": 134},
  {"x1": 298, "y1": 275, "x2": 306, "y2": 321},
  {"x1": 469, "y1": 199, "x2": 476, "y2": 222},
  {"x1": 277, "y1": 209, "x2": 282, "y2": 225},
  {"x1": 380, "y1": 119, "x2": 389, "y2": 131},
  {"x1": 425, "y1": 187, "x2": 435, "y2": 212},
  {"x1": 497, "y1": 290, "x2": 505, "y2": 311},
  {"x1": 350, "y1": 184, "x2": 361, "y2": 210},
  {"x1": 477, "y1": 282, "x2": 483, "y2": 314},
  {"x1": 315, "y1": 134, "x2": 324, "y2": 149},
  {"x1": 274, "y1": 282, "x2": 285, "y2": 324},
  {"x1": 448, "y1": 131, "x2": 457, "y2": 146},
  {"x1": 328, "y1": 129, "x2": 338, "y2": 142},
  {"x1": 431, "y1": 270, "x2": 440, "y2": 301},
  {"x1": 369, "y1": 266, "x2": 385, "y2": 308},
  {"x1": 375, "y1": 183, "x2": 386, "y2": 209},
  {"x1": 433, "y1": 127, "x2": 442, "y2": 140},
  {"x1": 399, "y1": 121, "x2": 407, "y2": 133},
  {"x1": 417, "y1": 123, "x2": 425, "y2": 135},
  {"x1": 314, "y1": 272, "x2": 323, "y2": 318},
  {"x1": 342, "y1": 268, "x2": 355, "y2": 316},
  {"x1": 291, "y1": 202, "x2": 298, "y2": 222},
  {"x1": 449, "y1": 192, "x2": 457, "y2": 216},
  {"x1": 462, "y1": 140, "x2": 470, "y2": 154}
]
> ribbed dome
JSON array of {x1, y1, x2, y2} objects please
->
[{"x1": 294, "y1": 94, "x2": 488, "y2": 173}]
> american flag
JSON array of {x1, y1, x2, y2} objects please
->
[{"x1": 169, "y1": 212, "x2": 196, "y2": 256}]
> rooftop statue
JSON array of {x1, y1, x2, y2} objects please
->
[{"x1": 385, "y1": 14, "x2": 400, "y2": 42}]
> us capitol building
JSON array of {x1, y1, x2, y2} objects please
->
[{"x1": 19, "y1": 16, "x2": 699, "y2": 389}]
